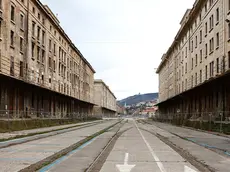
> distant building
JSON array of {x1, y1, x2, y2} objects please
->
[
  {"x1": 93, "y1": 80, "x2": 117, "y2": 117},
  {"x1": 140, "y1": 107, "x2": 158, "y2": 117}
]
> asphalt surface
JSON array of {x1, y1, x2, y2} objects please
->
[
  {"x1": 142, "y1": 121, "x2": 230, "y2": 172},
  {"x1": 0, "y1": 120, "x2": 118, "y2": 172},
  {"x1": 39, "y1": 119, "x2": 198, "y2": 172},
  {"x1": 100, "y1": 119, "x2": 198, "y2": 172},
  {"x1": 150, "y1": 121, "x2": 230, "y2": 156},
  {"x1": 2, "y1": 118, "x2": 230, "y2": 172}
]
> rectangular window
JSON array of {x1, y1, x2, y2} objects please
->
[
  {"x1": 205, "y1": 43, "x2": 208, "y2": 57},
  {"x1": 191, "y1": 40, "x2": 193, "y2": 52},
  {"x1": 53, "y1": 60, "x2": 56, "y2": 72},
  {"x1": 200, "y1": 70, "x2": 202, "y2": 83},
  {"x1": 42, "y1": 30, "x2": 45, "y2": 45},
  {"x1": 42, "y1": 49, "x2": 45, "y2": 63},
  {"x1": 195, "y1": 36, "x2": 197, "y2": 48},
  {"x1": 20, "y1": 13, "x2": 24, "y2": 30},
  {"x1": 209, "y1": 38, "x2": 214, "y2": 53},
  {"x1": 32, "y1": 22, "x2": 35, "y2": 37},
  {"x1": 195, "y1": 54, "x2": 198, "y2": 66},
  {"x1": 185, "y1": 47, "x2": 187, "y2": 57},
  {"x1": 185, "y1": 63, "x2": 187, "y2": 73},
  {"x1": 10, "y1": 56, "x2": 14, "y2": 76},
  {"x1": 11, "y1": 5, "x2": 15, "y2": 21},
  {"x1": 20, "y1": 37, "x2": 23, "y2": 52},
  {"x1": 54, "y1": 43, "x2": 56, "y2": 55},
  {"x1": 228, "y1": 23, "x2": 230, "y2": 40},
  {"x1": 205, "y1": 3, "x2": 207, "y2": 12},
  {"x1": 37, "y1": 26, "x2": 40, "y2": 40},
  {"x1": 217, "y1": 58, "x2": 219, "y2": 73},
  {"x1": 205, "y1": 65, "x2": 208, "y2": 79},
  {"x1": 191, "y1": 75, "x2": 193, "y2": 87},
  {"x1": 20, "y1": 61, "x2": 23, "y2": 77},
  {"x1": 229, "y1": 0, "x2": 230, "y2": 11},
  {"x1": 205, "y1": 22, "x2": 208, "y2": 35},
  {"x1": 209, "y1": 15, "x2": 214, "y2": 31},
  {"x1": 49, "y1": 39, "x2": 51, "y2": 51},
  {"x1": 192, "y1": 58, "x2": 193, "y2": 70},
  {"x1": 216, "y1": 32, "x2": 219, "y2": 48},
  {"x1": 37, "y1": 46, "x2": 40, "y2": 61},
  {"x1": 10, "y1": 30, "x2": 14, "y2": 47},
  {"x1": 200, "y1": 49, "x2": 202, "y2": 63},
  {"x1": 216, "y1": 8, "x2": 219, "y2": 24},
  {"x1": 49, "y1": 57, "x2": 52, "y2": 68},
  {"x1": 32, "y1": 42, "x2": 35, "y2": 58},
  {"x1": 200, "y1": 30, "x2": 202, "y2": 43},
  {"x1": 195, "y1": 73, "x2": 197, "y2": 85}
]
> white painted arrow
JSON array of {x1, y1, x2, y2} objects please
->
[
  {"x1": 116, "y1": 153, "x2": 136, "y2": 172},
  {"x1": 184, "y1": 165, "x2": 197, "y2": 172}
]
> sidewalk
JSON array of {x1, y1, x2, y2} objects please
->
[{"x1": 0, "y1": 120, "x2": 102, "y2": 140}]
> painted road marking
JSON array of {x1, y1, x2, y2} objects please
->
[
  {"x1": 134, "y1": 120, "x2": 166, "y2": 172},
  {"x1": 116, "y1": 153, "x2": 136, "y2": 172},
  {"x1": 184, "y1": 165, "x2": 197, "y2": 172}
]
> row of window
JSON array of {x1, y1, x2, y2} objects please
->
[{"x1": 177, "y1": 54, "x2": 230, "y2": 94}]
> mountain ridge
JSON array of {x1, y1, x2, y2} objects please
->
[{"x1": 118, "y1": 93, "x2": 158, "y2": 106}]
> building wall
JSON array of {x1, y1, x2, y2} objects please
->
[
  {"x1": 0, "y1": 0, "x2": 95, "y2": 117},
  {"x1": 158, "y1": 0, "x2": 227, "y2": 103},
  {"x1": 156, "y1": 0, "x2": 230, "y2": 120},
  {"x1": 93, "y1": 80, "x2": 117, "y2": 115}
]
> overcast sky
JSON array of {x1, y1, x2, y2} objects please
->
[{"x1": 41, "y1": 0, "x2": 195, "y2": 100}]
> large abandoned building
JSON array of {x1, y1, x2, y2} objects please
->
[
  {"x1": 93, "y1": 80, "x2": 117, "y2": 117},
  {"x1": 0, "y1": 0, "x2": 97, "y2": 118},
  {"x1": 157, "y1": 0, "x2": 230, "y2": 121}
]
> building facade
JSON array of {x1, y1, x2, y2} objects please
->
[
  {"x1": 93, "y1": 80, "x2": 117, "y2": 117},
  {"x1": 0, "y1": 0, "x2": 95, "y2": 118},
  {"x1": 157, "y1": 0, "x2": 230, "y2": 121}
]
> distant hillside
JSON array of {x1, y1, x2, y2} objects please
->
[{"x1": 118, "y1": 93, "x2": 158, "y2": 106}]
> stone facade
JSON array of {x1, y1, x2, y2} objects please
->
[
  {"x1": 93, "y1": 79, "x2": 116, "y2": 117},
  {"x1": 0, "y1": 0, "x2": 95, "y2": 118},
  {"x1": 157, "y1": 0, "x2": 230, "y2": 121}
]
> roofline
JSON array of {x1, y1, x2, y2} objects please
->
[
  {"x1": 94, "y1": 79, "x2": 117, "y2": 99},
  {"x1": 35, "y1": 0, "x2": 96, "y2": 74},
  {"x1": 156, "y1": 0, "x2": 206, "y2": 74}
]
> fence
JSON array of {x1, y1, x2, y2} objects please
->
[
  {"x1": 0, "y1": 110, "x2": 101, "y2": 132},
  {"x1": 153, "y1": 111, "x2": 230, "y2": 134}
]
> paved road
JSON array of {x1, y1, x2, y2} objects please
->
[
  {"x1": 0, "y1": 120, "x2": 118, "y2": 172},
  {"x1": 141, "y1": 121, "x2": 230, "y2": 172},
  {"x1": 100, "y1": 119, "x2": 198, "y2": 172},
  {"x1": 150, "y1": 121, "x2": 230, "y2": 156}
]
